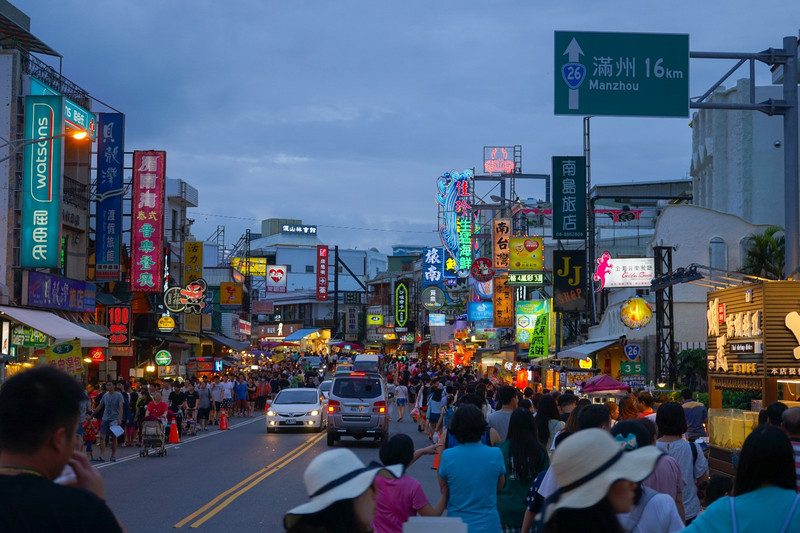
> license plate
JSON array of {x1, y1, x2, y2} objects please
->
[
  {"x1": 349, "y1": 406, "x2": 364, "y2": 413},
  {"x1": 284, "y1": 419, "x2": 297, "y2": 424}
]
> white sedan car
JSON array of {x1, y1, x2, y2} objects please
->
[{"x1": 267, "y1": 388, "x2": 327, "y2": 433}]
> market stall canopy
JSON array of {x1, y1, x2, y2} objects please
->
[
  {"x1": 0, "y1": 305, "x2": 108, "y2": 347},
  {"x1": 247, "y1": 350, "x2": 269, "y2": 357},
  {"x1": 283, "y1": 328, "x2": 322, "y2": 342},
  {"x1": 203, "y1": 333, "x2": 250, "y2": 352},
  {"x1": 271, "y1": 341, "x2": 299, "y2": 348},
  {"x1": 578, "y1": 374, "x2": 631, "y2": 393},
  {"x1": 556, "y1": 338, "x2": 620, "y2": 359}
]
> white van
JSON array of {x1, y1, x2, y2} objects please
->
[{"x1": 352, "y1": 354, "x2": 380, "y2": 374}]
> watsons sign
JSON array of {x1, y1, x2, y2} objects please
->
[{"x1": 21, "y1": 95, "x2": 64, "y2": 268}]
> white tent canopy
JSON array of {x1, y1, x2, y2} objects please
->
[{"x1": 0, "y1": 305, "x2": 108, "y2": 348}]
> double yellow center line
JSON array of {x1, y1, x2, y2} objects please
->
[{"x1": 173, "y1": 432, "x2": 325, "y2": 528}]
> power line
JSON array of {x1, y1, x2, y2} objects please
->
[{"x1": 190, "y1": 212, "x2": 438, "y2": 233}]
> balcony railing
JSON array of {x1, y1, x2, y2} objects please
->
[{"x1": 63, "y1": 176, "x2": 88, "y2": 210}]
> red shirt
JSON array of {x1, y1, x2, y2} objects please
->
[{"x1": 147, "y1": 401, "x2": 168, "y2": 418}]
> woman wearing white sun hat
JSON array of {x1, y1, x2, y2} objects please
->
[
  {"x1": 284, "y1": 448, "x2": 403, "y2": 533},
  {"x1": 540, "y1": 428, "x2": 663, "y2": 533}
]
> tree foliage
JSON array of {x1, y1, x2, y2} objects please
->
[
  {"x1": 677, "y1": 348, "x2": 707, "y2": 392},
  {"x1": 740, "y1": 225, "x2": 785, "y2": 280}
]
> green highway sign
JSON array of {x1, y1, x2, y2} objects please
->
[
  {"x1": 554, "y1": 31, "x2": 689, "y2": 118},
  {"x1": 620, "y1": 361, "x2": 645, "y2": 375}
]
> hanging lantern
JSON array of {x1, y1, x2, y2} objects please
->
[
  {"x1": 515, "y1": 368, "x2": 528, "y2": 389},
  {"x1": 620, "y1": 297, "x2": 653, "y2": 330}
]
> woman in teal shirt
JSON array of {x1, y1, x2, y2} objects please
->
[
  {"x1": 683, "y1": 425, "x2": 800, "y2": 533},
  {"x1": 438, "y1": 405, "x2": 505, "y2": 533}
]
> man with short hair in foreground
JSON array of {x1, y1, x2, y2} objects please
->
[{"x1": 0, "y1": 366, "x2": 125, "y2": 532}]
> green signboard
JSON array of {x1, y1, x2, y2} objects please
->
[
  {"x1": 29, "y1": 77, "x2": 97, "y2": 139},
  {"x1": 554, "y1": 31, "x2": 689, "y2": 118},
  {"x1": 155, "y1": 350, "x2": 172, "y2": 366},
  {"x1": 528, "y1": 314, "x2": 550, "y2": 359},
  {"x1": 552, "y1": 156, "x2": 586, "y2": 240},
  {"x1": 21, "y1": 95, "x2": 64, "y2": 268},
  {"x1": 507, "y1": 273, "x2": 545, "y2": 285},
  {"x1": 11, "y1": 326, "x2": 48, "y2": 347},
  {"x1": 620, "y1": 361, "x2": 645, "y2": 375}
]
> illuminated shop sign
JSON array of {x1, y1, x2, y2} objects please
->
[
  {"x1": 493, "y1": 218, "x2": 511, "y2": 270},
  {"x1": 620, "y1": 297, "x2": 653, "y2": 330},
  {"x1": 395, "y1": 283, "x2": 408, "y2": 327},
  {"x1": 266, "y1": 265, "x2": 288, "y2": 293},
  {"x1": 282, "y1": 224, "x2": 317, "y2": 234},
  {"x1": 483, "y1": 146, "x2": 516, "y2": 174},
  {"x1": 316, "y1": 246, "x2": 329, "y2": 301},
  {"x1": 29, "y1": 77, "x2": 97, "y2": 140},
  {"x1": 593, "y1": 253, "x2": 654, "y2": 291},
  {"x1": 436, "y1": 169, "x2": 474, "y2": 277},
  {"x1": 21, "y1": 95, "x2": 63, "y2": 268},
  {"x1": 131, "y1": 151, "x2": 166, "y2": 292},
  {"x1": 107, "y1": 306, "x2": 131, "y2": 347},
  {"x1": 509, "y1": 237, "x2": 544, "y2": 271},
  {"x1": 507, "y1": 273, "x2": 545, "y2": 285},
  {"x1": 95, "y1": 113, "x2": 124, "y2": 280},
  {"x1": 552, "y1": 156, "x2": 586, "y2": 239}
]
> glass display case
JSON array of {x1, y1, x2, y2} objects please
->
[{"x1": 708, "y1": 408, "x2": 760, "y2": 450}]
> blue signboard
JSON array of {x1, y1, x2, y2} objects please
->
[
  {"x1": 467, "y1": 302, "x2": 494, "y2": 322},
  {"x1": 95, "y1": 113, "x2": 125, "y2": 280},
  {"x1": 26, "y1": 271, "x2": 96, "y2": 313},
  {"x1": 21, "y1": 95, "x2": 64, "y2": 268}
]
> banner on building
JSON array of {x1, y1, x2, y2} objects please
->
[
  {"x1": 316, "y1": 246, "x2": 329, "y2": 301},
  {"x1": 553, "y1": 250, "x2": 587, "y2": 312},
  {"x1": 552, "y1": 156, "x2": 587, "y2": 240},
  {"x1": 45, "y1": 339, "x2": 84, "y2": 376},
  {"x1": 21, "y1": 95, "x2": 64, "y2": 268},
  {"x1": 183, "y1": 241, "x2": 203, "y2": 285},
  {"x1": 528, "y1": 313, "x2": 550, "y2": 358},
  {"x1": 95, "y1": 113, "x2": 124, "y2": 280},
  {"x1": 516, "y1": 300, "x2": 548, "y2": 343},
  {"x1": 131, "y1": 151, "x2": 166, "y2": 292},
  {"x1": 265, "y1": 265, "x2": 287, "y2": 293},
  {"x1": 395, "y1": 283, "x2": 408, "y2": 327},
  {"x1": 493, "y1": 218, "x2": 511, "y2": 269},
  {"x1": 509, "y1": 237, "x2": 544, "y2": 271},
  {"x1": 593, "y1": 254, "x2": 654, "y2": 291},
  {"x1": 107, "y1": 305, "x2": 131, "y2": 347},
  {"x1": 25, "y1": 271, "x2": 96, "y2": 313},
  {"x1": 493, "y1": 275, "x2": 513, "y2": 328},
  {"x1": 220, "y1": 282, "x2": 243, "y2": 306}
]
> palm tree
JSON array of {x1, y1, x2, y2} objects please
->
[{"x1": 740, "y1": 225, "x2": 785, "y2": 280}]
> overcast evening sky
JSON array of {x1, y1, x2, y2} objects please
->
[{"x1": 19, "y1": 1, "x2": 800, "y2": 255}]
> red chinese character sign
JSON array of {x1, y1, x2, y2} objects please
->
[
  {"x1": 131, "y1": 151, "x2": 166, "y2": 292},
  {"x1": 164, "y1": 279, "x2": 207, "y2": 314},
  {"x1": 107, "y1": 305, "x2": 131, "y2": 346},
  {"x1": 316, "y1": 245, "x2": 329, "y2": 301},
  {"x1": 483, "y1": 146, "x2": 517, "y2": 174}
]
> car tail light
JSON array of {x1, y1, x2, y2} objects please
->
[
  {"x1": 328, "y1": 400, "x2": 340, "y2": 413},
  {"x1": 373, "y1": 400, "x2": 386, "y2": 413}
]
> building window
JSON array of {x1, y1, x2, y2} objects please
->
[
  {"x1": 286, "y1": 265, "x2": 292, "y2": 272},
  {"x1": 710, "y1": 237, "x2": 726, "y2": 271},
  {"x1": 305, "y1": 265, "x2": 314, "y2": 273}
]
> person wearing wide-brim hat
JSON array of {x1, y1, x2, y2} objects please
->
[
  {"x1": 540, "y1": 428, "x2": 662, "y2": 533},
  {"x1": 284, "y1": 448, "x2": 403, "y2": 533}
]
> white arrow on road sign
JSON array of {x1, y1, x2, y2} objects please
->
[{"x1": 562, "y1": 38, "x2": 586, "y2": 110}]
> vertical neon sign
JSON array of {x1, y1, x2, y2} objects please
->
[{"x1": 435, "y1": 169, "x2": 473, "y2": 277}]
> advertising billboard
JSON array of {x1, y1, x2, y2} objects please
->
[
  {"x1": 131, "y1": 151, "x2": 166, "y2": 292},
  {"x1": 492, "y1": 218, "x2": 511, "y2": 269},
  {"x1": 493, "y1": 275, "x2": 513, "y2": 328},
  {"x1": 509, "y1": 237, "x2": 544, "y2": 271},
  {"x1": 107, "y1": 305, "x2": 131, "y2": 347},
  {"x1": 220, "y1": 282, "x2": 243, "y2": 306},
  {"x1": 553, "y1": 250, "x2": 587, "y2": 312},
  {"x1": 435, "y1": 169, "x2": 473, "y2": 276},
  {"x1": 21, "y1": 95, "x2": 64, "y2": 268},
  {"x1": 316, "y1": 245, "x2": 329, "y2": 301},
  {"x1": 552, "y1": 156, "x2": 587, "y2": 239},
  {"x1": 395, "y1": 283, "x2": 408, "y2": 328},
  {"x1": 26, "y1": 271, "x2": 96, "y2": 313},
  {"x1": 467, "y1": 302, "x2": 494, "y2": 322},
  {"x1": 184, "y1": 241, "x2": 203, "y2": 284},
  {"x1": 95, "y1": 113, "x2": 124, "y2": 280},
  {"x1": 266, "y1": 265, "x2": 287, "y2": 293},
  {"x1": 592, "y1": 254, "x2": 654, "y2": 290}
]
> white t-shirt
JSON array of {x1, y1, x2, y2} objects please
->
[
  {"x1": 211, "y1": 383, "x2": 223, "y2": 402},
  {"x1": 395, "y1": 385, "x2": 408, "y2": 400},
  {"x1": 655, "y1": 439, "x2": 708, "y2": 520},
  {"x1": 222, "y1": 381, "x2": 234, "y2": 399},
  {"x1": 617, "y1": 490, "x2": 685, "y2": 533}
]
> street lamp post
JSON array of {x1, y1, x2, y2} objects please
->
[{"x1": 0, "y1": 130, "x2": 89, "y2": 165}]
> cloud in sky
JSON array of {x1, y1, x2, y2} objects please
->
[{"x1": 20, "y1": 0, "x2": 800, "y2": 253}]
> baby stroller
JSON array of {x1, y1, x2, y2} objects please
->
[{"x1": 139, "y1": 419, "x2": 167, "y2": 457}]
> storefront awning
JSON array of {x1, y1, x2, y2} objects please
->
[
  {"x1": 0, "y1": 305, "x2": 108, "y2": 347},
  {"x1": 203, "y1": 333, "x2": 250, "y2": 352},
  {"x1": 283, "y1": 328, "x2": 322, "y2": 342},
  {"x1": 556, "y1": 339, "x2": 619, "y2": 360}
]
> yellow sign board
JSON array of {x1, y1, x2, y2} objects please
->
[
  {"x1": 184, "y1": 241, "x2": 203, "y2": 283},
  {"x1": 220, "y1": 282, "x2": 243, "y2": 306},
  {"x1": 509, "y1": 237, "x2": 544, "y2": 271},
  {"x1": 45, "y1": 340, "x2": 84, "y2": 376},
  {"x1": 231, "y1": 257, "x2": 267, "y2": 276},
  {"x1": 158, "y1": 316, "x2": 176, "y2": 331}
]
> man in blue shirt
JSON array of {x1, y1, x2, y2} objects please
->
[{"x1": 682, "y1": 389, "x2": 707, "y2": 440}]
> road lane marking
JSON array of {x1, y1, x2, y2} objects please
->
[
  {"x1": 172, "y1": 432, "x2": 324, "y2": 528},
  {"x1": 96, "y1": 416, "x2": 264, "y2": 469}
]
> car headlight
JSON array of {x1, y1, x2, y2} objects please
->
[
  {"x1": 267, "y1": 410, "x2": 276, "y2": 417},
  {"x1": 308, "y1": 410, "x2": 319, "y2": 416}
]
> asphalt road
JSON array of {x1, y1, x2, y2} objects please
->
[{"x1": 96, "y1": 407, "x2": 443, "y2": 532}]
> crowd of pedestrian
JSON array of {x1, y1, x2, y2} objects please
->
[{"x1": 284, "y1": 359, "x2": 800, "y2": 533}]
